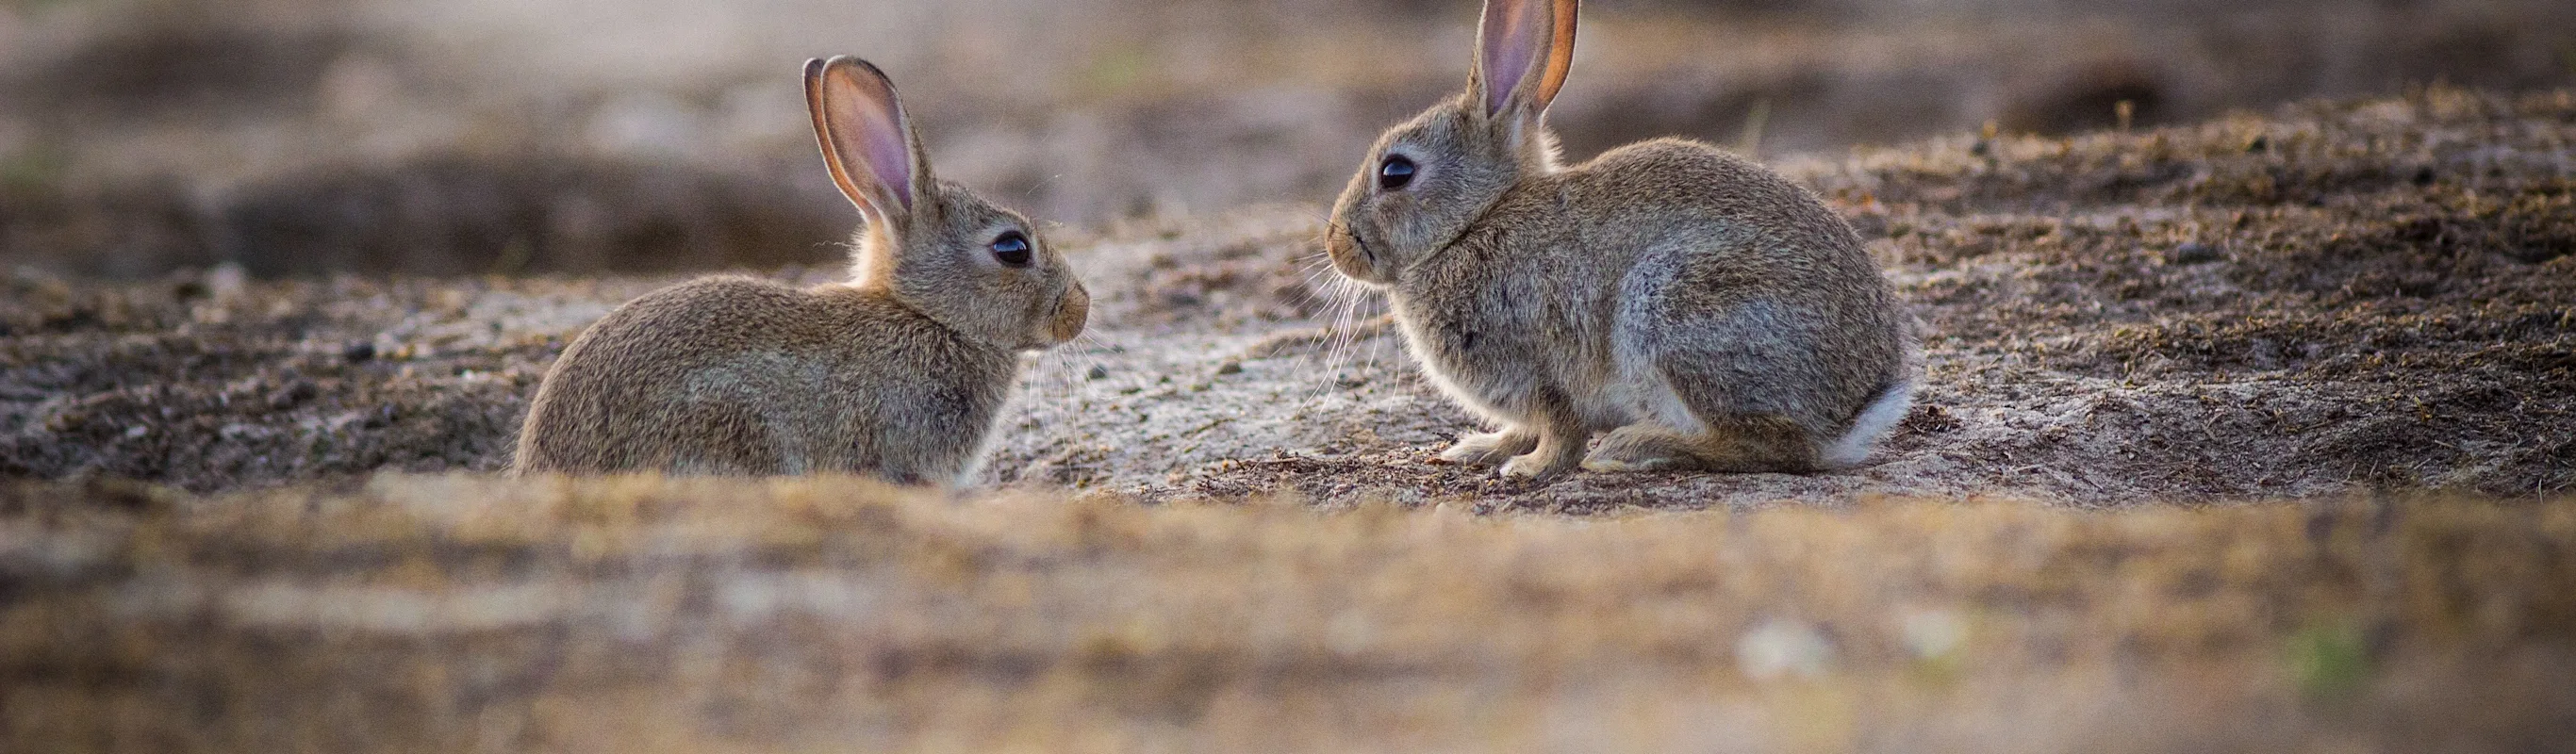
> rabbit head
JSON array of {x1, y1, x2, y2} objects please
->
[
  {"x1": 806, "y1": 57, "x2": 1088, "y2": 351},
  {"x1": 1325, "y1": 0, "x2": 1577, "y2": 287}
]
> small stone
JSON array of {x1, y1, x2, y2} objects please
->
[
  {"x1": 1899, "y1": 609, "x2": 1969, "y2": 660},
  {"x1": 266, "y1": 380, "x2": 319, "y2": 410},
  {"x1": 205, "y1": 262, "x2": 249, "y2": 302},
  {"x1": 1901, "y1": 404, "x2": 1961, "y2": 434},
  {"x1": 2168, "y1": 242, "x2": 2225, "y2": 265},
  {"x1": 1214, "y1": 359, "x2": 1244, "y2": 376},
  {"x1": 1086, "y1": 364, "x2": 1110, "y2": 381},
  {"x1": 1737, "y1": 618, "x2": 1835, "y2": 680},
  {"x1": 342, "y1": 342, "x2": 377, "y2": 363}
]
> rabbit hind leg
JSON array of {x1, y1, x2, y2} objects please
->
[{"x1": 1584, "y1": 416, "x2": 1821, "y2": 474}]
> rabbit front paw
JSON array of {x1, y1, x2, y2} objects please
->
[
  {"x1": 1440, "y1": 430, "x2": 1538, "y2": 467},
  {"x1": 1498, "y1": 451, "x2": 1576, "y2": 480},
  {"x1": 1498, "y1": 437, "x2": 1583, "y2": 481}
]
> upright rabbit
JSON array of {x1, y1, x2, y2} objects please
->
[
  {"x1": 512, "y1": 57, "x2": 1089, "y2": 484},
  {"x1": 1325, "y1": 0, "x2": 1916, "y2": 480}
]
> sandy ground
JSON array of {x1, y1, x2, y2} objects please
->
[
  {"x1": 5, "y1": 478, "x2": 2573, "y2": 752},
  {"x1": 7, "y1": 88, "x2": 2571, "y2": 509}
]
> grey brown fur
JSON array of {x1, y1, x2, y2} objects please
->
[
  {"x1": 1325, "y1": 0, "x2": 1917, "y2": 480},
  {"x1": 514, "y1": 57, "x2": 1088, "y2": 484}
]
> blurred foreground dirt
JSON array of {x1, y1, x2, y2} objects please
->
[{"x1": 3, "y1": 478, "x2": 2571, "y2": 751}]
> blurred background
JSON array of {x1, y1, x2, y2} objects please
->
[{"x1": 2, "y1": 0, "x2": 2570, "y2": 277}]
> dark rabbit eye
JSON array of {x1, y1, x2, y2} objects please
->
[
  {"x1": 991, "y1": 231, "x2": 1033, "y2": 267},
  {"x1": 1379, "y1": 155, "x2": 1416, "y2": 190}
]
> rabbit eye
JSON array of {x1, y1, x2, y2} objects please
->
[
  {"x1": 1379, "y1": 155, "x2": 1416, "y2": 190},
  {"x1": 991, "y1": 231, "x2": 1033, "y2": 267}
]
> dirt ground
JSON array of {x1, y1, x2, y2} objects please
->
[
  {"x1": 5, "y1": 478, "x2": 2573, "y2": 752},
  {"x1": 6, "y1": 88, "x2": 2570, "y2": 509},
  {"x1": 6, "y1": 2, "x2": 2574, "y2": 749},
  {"x1": 4, "y1": 86, "x2": 2574, "y2": 753}
]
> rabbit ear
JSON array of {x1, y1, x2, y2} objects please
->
[
  {"x1": 1473, "y1": 0, "x2": 1577, "y2": 117},
  {"x1": 806, "y1": 57, "x2": 931, "y2": 231}
]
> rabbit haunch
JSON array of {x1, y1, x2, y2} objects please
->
[
  {"x1": 512, "y1": 57, "x2": 1087, "y2": 484},
  {"x1": 1324, "y1": 0, "x2": 1918, "y2": 480}
]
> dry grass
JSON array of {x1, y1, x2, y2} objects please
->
[{"x1": 3, "y1": 476, "x2": 2571, "y2": 751}]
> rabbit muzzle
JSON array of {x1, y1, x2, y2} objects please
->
[
  {"x1": 1325, "y1": 221, "x2": 1391, "y2": 287},
  {"x1": 1046, "y1": 283, "x2": 1090, "y2": 346}
]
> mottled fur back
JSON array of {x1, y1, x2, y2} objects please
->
[{"x1": 512, "y1": 278, "x2": 1019, "y2": 483}]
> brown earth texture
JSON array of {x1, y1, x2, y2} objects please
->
[
  {"x1": 3, "y1": 89, "x2": 2574, "y2": 751},
  {"x1": 5, "y1": 88, "x2": 2569, "y2": 508}
]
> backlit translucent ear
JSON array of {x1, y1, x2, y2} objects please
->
[
  {"x1": 1474, "y1": 0, "x2": 1578, "y2": 116},
  {"x1": 805, "y1": 56, "x2": 925, "y2": 224}
]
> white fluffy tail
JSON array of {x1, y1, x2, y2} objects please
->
[{"x1": 1821, "y1": 380, "x2": 1914, "y2": 468}]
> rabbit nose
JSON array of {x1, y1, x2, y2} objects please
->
[{"x1": 1049, "y1": 284, "x2": 1090, "y2": 344}]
